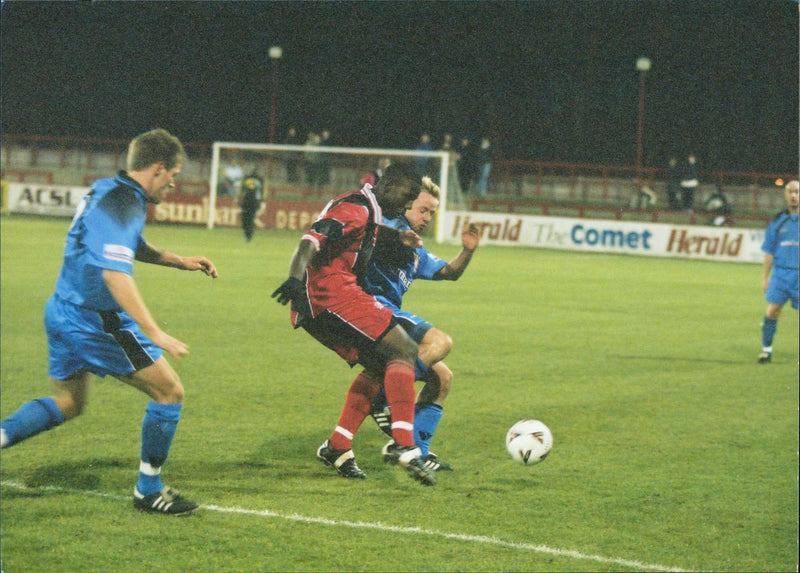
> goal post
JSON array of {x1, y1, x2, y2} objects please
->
[{"x1": 208, "y1": 141, "x2": 463, "y2": 242}]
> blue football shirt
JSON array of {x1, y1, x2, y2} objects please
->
[
  {"x1": 54, "y1": 172, "x2": 148, "y2": 310},
  {"x1": 363, "y1": 215, "x2": 447, "y2": 309},
  {"x1": 762, "y1": 212, "x2": 799, "y2": 270}
]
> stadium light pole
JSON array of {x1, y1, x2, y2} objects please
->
[
  {"x1": 268, "y1": 46, "x2": 283, "y2": 144},
  {"x1": 635, "y1": 57, "x2": 651, "y2": 185}
]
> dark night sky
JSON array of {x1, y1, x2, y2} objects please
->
[{"x1": 1, "y1": 0, "x2": 798, "y2": 173}]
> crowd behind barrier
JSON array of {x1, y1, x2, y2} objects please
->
[{"x1": 1, "y1": 134, "x2": 792, "y2": 227}]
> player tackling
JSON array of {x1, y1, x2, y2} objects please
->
[
  {"x1": 365, "y1": 176, "x2": 481, "y2": 470},
  {"x1": 272, "y1": 162, "x2": 437, "y2": 485}
]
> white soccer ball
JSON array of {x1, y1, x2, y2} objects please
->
[{"x1": 505, "y1": 419, "x2": 553, "y2": 465}]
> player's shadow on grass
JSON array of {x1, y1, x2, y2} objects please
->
[
  {"x1": 4, "y1": 457, "x2": 131, "y2": 496},
  {"x1": 233, "y1": 431, "x2": 396, "y2": 482},
  {"x1": 243, "y1": 432, "x2": 336, "y2": 477},
  {"x1": 613, "y1": 354, "x2": 743, "y2": 365}
]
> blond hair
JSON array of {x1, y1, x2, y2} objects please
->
[
  {"x1": 127, "y1": 129, "x2": 186, "y2": 172},
  {"x1": 421, "y1": 176, "x2": 441, "y2": 199}
]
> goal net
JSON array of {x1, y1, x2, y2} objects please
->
[{"x1": 207, "y1": 142, "x2": 463, "y2": 243}]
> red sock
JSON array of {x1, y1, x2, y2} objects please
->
[
  {"x1": 329, "y1": 371, "x2": 381, "y2": 451},
  {"x1": 383, "y1": 359, "x2": 416, "y2": 447}
]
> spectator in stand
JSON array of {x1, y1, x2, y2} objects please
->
[
  {"x1": 438, "y1": 133, "x2": 459, "y2": 185},
  {"x1": 456, "y1": 136, "x2": 479, "y2": 193},
  {"x1": 475, "y1": 137, "x2": 493, "y2": 196},
  {"x1": 757, "y1": 179, "x2": 799, "y2": 364},
  {"x1": 631, "y1": 182, "x2": 658, "y2": 210},
  {"x1": 439, "y1": 133, "x2": 454, "y2": 154},
  {"x1": 414, "y1": 133, "x2": 433, "y2": 177},
  {"x1": 283, "y1": 126, "x2": 302, "y2": 183},
  {"x1": 665, "y1": 156, "x2": 682, "y2": 210},
  {"x1": 679, "y1": 153, "x2": 699, "y2": 212}
]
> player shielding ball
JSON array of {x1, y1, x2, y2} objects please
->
[
  {"x1": 272, "y1": 162, "x2": 437, "y2": 486},
  {"x1": 1, "y1": 129, "x2": 218, "y2": 515},
  {"x1": 757, "y1": 179, "x2": 799, "y2": 363}
]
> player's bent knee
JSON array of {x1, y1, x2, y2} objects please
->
[
  {"x1": 51, "y1": 374, "x2": 90, "y2": 420},
  {"x1": 435, "y1": 363, "x2": 453, "y2": 391},
  {"x1": 161, "y1": 381, "x2": 185, "y2": 404},
  {"x1": 424, "y1": 329, "x2": 453, "y2": 361},
  {"x1": 54, "y1": 395, "x2": 86, "y2": 420},
  {"x1": 440, "y1": 333, "x2": 454, "y2": 355},
  {"x1": 126, "y1": 359, "x2": 185, "y2": 404},
  {"x1": 766, "y1": 304, "x2": 783, "y2": 320},
  {"x1": 153, "y1": 371, "x2": 184, "y2": 403}
]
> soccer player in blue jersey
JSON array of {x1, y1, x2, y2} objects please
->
[
  {"x1": 272, "y1": 163, "x2": 435, "y2": 485},
  {"x1": 364, "y1": 176, "x2": 480, "y2": 471},
  {"x1": 758, "y1": 179, "x2": 799, "y2": 363},
  {"x1": 0, "y1": 129, "x2": 218, "y2": 515}
]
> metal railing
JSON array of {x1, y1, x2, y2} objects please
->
[{"x1": 2, "y1": 134, "x2": 794, "y2": 224}]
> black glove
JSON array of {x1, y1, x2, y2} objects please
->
[{"x1": 271, "y1": 277, "x2": 304, "y2": 305}]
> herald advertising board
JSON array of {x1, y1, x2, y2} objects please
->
[{"x1": 441, "y1": 211, "x2": 764, "y2": 264}]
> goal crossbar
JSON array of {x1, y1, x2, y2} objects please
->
[{"x1": 208, "y1": 142, "x2": 454, "y2": 242}]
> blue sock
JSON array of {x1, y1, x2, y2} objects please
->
[
  {"x1": 137, "y1": 401, "x2": 182, "y2": 496},
  {"x1": 1, "y1": 397, "x2": 65, "y2": 448},
  {"x1": 414, "y1": 402, "x2": 443, "y2": 457},
  {"x1": 761, "y1": 317, "x2": 777, "y2": 350}
]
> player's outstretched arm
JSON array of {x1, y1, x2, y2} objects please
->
[
  {"x1": 135, "y1": 241, "x2": 218, "y2": 278},
  {"x1": 437, "y1": 222, "x2": 480, "y2": 281},
  {"x1": 178, "y1": 255, "x2": 218, "y2": 277}
]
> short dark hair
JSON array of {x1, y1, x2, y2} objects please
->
[
  {"x1": 375, "y1": 162, "x2": 420, "y2": 193},
  {"x1": 127, "y1": 129, "x2": 187, "y2": 172}
]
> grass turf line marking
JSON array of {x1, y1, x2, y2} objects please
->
[{"x1": 1, "y1": 480, "x2": 690, "y2": 572}]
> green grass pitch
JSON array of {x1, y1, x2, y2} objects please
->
[{"x1": 1, "y1": 215, "x2": 797, "y2": 572}]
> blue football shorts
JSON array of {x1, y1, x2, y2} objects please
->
[
  {"x1": 391, "y1": 307, "x2": 434, "y2": 344},
  {"x1": 765, "y1": 266, "x2": 799, "y2": 310},
  {"x1": 45, "y1": 294, "x2": 162, "y2": 380}
]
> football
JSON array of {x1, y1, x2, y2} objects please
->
[{"x1": 505, "y1": 419, "x2": 553, "y2": 465}]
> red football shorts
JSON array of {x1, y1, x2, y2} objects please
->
[{"x1": 291, "y1": 285, "x2": 394, "y2": 366}]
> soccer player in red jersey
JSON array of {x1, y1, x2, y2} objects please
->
[{"x1": 272, "y1": 162, "x2": 436, "y2": 485}]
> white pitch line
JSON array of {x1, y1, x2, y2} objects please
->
[{"x1": 1, "y1": 480, "x2": 690, "y2": 572}]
